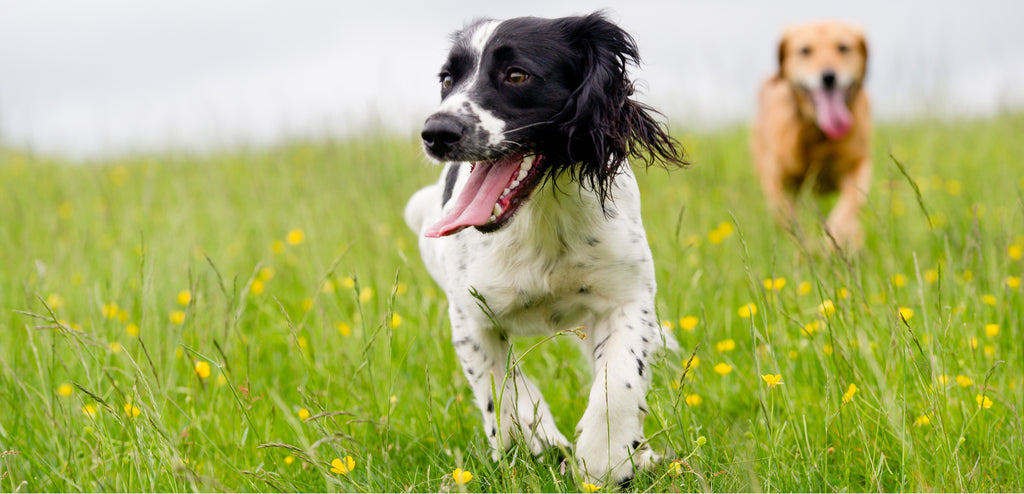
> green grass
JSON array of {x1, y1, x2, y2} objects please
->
[{"x1": 1, "y1": 113, "x2": 1023, "y2": 492}]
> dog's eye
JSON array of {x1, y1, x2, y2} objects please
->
[
  {"x1": 799, "y1": 46, "x2": 812, "y2": 57},
  {"x1": 837, "y1": 43, "x2": 850, "y2": 54},
  {"x1": 505, "y1": 70, "x2": 529, "y2": 84},
  {"x1": 440, "y1": 73, "x2": 453, "y2": 89}
]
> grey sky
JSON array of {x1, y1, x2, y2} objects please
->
[{"x1": 1, "y1": 0, "x2": 1022, "y2": 156}]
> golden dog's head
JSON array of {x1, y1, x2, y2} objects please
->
[{"x1": 777, "y1": 21, "x2": 867, "y2": 139}]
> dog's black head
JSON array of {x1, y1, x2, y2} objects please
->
[{"x1": 421, "y1": 12, "x2": 687, "y2": 237}]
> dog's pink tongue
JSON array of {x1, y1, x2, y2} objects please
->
[
  {"x1": 812, "y1": 89, "x2": 854, "y2": 139},
  {"x1": 424, "y1": 157, "x2": 521, "y2": 238}
]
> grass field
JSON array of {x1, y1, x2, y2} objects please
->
[{"x1": 1, "y1": 113, "x2": 1023, "y2": 492}]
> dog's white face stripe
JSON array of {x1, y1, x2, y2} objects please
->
[{"x1": 432, "y1": 20, "x2": 506, "y2": 148}]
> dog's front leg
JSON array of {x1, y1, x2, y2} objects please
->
[
  {"x1": 450, "y1": 307, "x2": 568, "y2": 459},
  {"x1": 575, "y1": 301, "x2": 660, "y2": 484},
  {"x1": 825, "y1": 157, "x2": 871, "y2": 250}
]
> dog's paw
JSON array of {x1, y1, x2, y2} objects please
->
[{"x1": 574, "y1": 426, "x2": 659, "y2": 484}]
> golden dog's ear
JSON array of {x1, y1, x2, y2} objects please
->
[
  {"x1": 776, "y1": 33, "x2": 788, "y2": 77},
  {"x1": 856, "y1": 31, "x2": 869, "y2": 79}
]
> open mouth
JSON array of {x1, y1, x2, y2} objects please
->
[
  {"x1": 808, "y1": 87, "x2": 853, "y2": 139},
  {"x1": 424, "y1": 152, "x2": 545, "y2": 237}
]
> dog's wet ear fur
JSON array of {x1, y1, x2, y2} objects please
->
[{"x1": 554, "y1": 11, "x2": 687, "y2": 208}]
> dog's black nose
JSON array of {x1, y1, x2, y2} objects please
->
[
  {"x1": 422, "y1": 115, "x2": 463, "y2": 154},
  {"x1": 822, "y1": 70, "x2": 837, "y2": 90}
]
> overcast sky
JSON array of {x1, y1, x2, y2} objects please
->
[{"x1": 1, "y1": 0, "x2": 1022, "y2": 157}]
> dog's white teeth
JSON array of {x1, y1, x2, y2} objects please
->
[
  {"x1": 510, "y1": 179, "x2": 520, "y2": 189},
  {"x1": 521, "y1": 155, "x2": 534, "y2": 168},
  {"x1": 517, "y1": 168, "x2": 528, "y2": 181},
  {"x1": 503, "y1": 187, "x2": 511, "y2": 196},
  {"x1": 493, "y1": 204, "x2": 503, "y2": 217}
]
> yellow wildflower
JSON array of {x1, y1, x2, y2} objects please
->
[
  {"x1": 981, "y1": 294, "x2": 997, "y2": 306},
  {"x1": 842, "y1": 383, "x2": 857, "y2": 403},
  {"x1": 300, "y1": 299, "x2": 314, "y2": 311},
  {"x1": 738, "y1": 303, "x2": 757, "y2": 318},
  {"x1": 390, "y1": 313, "x2": 403, "y2": 328},
  {"x1": 924, "y1": 269, "x2": 939, "y2": 284},
  {"x1": 124, "y1": 403, "x2": 141, "y2": 418},
  {"x1": 891, "y1": 274, "x2": 907, "y2": 287},
  {"x1": 898, "y1": 307, "x2": 915, "y2": 320},
  {"x1": 126, "y1": 323, "x2": 140, "y2": 337},
  {"x1": 82, "y1": 404, "x2": 97, "y2": 417},
  {"x1": 1007, "y1": 276, "x2": 1022, "y2": 289},
  {"x1": 340, "y1": 276, "x2": 356, "y2": 289},
  {"x1": 685, "y1": 394, "x2": 702, "y2": 406},
  {"x1": 358, "y1": 287, "x2": 374, "y2": 303},
  {"x1": 270, "y1": 240, "x2": 285, "y2": 254},
  {"x1": 802, "y1": 320, "x2": 822, "y2": 336},
  {"x1": 763, "y1": 277, "x2": 786, "y2": 291},
  {"x1": 169, "y1": 310, "x2": 186, "y2": 325},
  {"x1": 194, "y1": 360, "x2": 211, "y2": 379},
  {"x1": 337, "y1": 322, "x2": 352, "y2": 337},
  {"x1": 945, "y1": 179, "x2": 962, "y2": 195},
  {"x1": 983, "y1": 321, "x2": 999, "y2": 338},
  {"x1": 955, "y1": 375, "x2": 973, "y2": 387},
  {"x1": 284, "y1": 456, "x2": 294, "y2": 465},
  {"x1": 1010, "y1": 244, "x2": 1023, "y2": 260},
  {"x1": 177, "y1": 290, "x2": 192, "y2": 306},
  {"x1": 818, "y1": 300, "x2": 836, "y2": 318},
  {"x1": 837, "y1": 287, "x2": 849, "y2": 299},
  {"x1": 762, "y1": 374, "x2": 783, "y2": 387},
  {"x1": 976, "y1": 394, "x2": 994, "y2": 409},
  {"x1": 286, "y1": 228, "x2": 305, "y2": 245},
  {"x1": 57, "y1": 383, "x2": 74, "y2": 397},
  {"x1": 108, "y1": 342, "x2": 123, "y2": 353},
  {"x1": 330, "y1": 456, "x2": 355, "y2": 475},
  {"x1": 824, "y1": 344, "x2": 833, "y2": 356},
  {"x1": 684, "y1": 355, "x2": 700, "y2": 370},
  {"x1": 452, "y1": 468, "x2": 474, "y2": 485},
  {"x1": 250, "y1": 279, "x2": 265, "y2": 295},
  {"x1": 716, "y1": 338, "x2": 736, "y2": 352},
  {"x1": 46, "y1": 293, "x2": 65, "y2": 310},
  {"x1": 582, "y1": 482, "x2": 601, "y2": 493},
  {"x1": 713, "y1": 363, "x2": 733, "y2": 375},
  {"x1": 679, "y1": 316, "x2": 699, "y2": 331},
  {"x1": 298, "y1": 408, "x2": 311, "y2": 421},
  {"x1": 259, "y1": 266, "x2": 276, "y2": 281},
  {"x1": 798, "y1": 281, "x2": 812, "y2": 295},
  {"x1": 937, "y1": 375, "x2": 950, "y2": 386},
  {"x1": 102, "y1": 302, "x2": 120, "y2": 319},
  {"x1": 913, "y1": 415, "x2": 931, "y2": 427}
]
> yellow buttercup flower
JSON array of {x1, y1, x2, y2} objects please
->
[
  {"x1": 57, "y1": 383, "x2": 74, "y2": 397},
  {"x1": 177, "y1": 290, "x2": 192, "y2": 306},
  {"x1": 1009, "y1": 244, "x2": 1023, "y2": 260},
  {"x1": 738, "y1": 303, "x2": 757, "y2": 318},
  {"x1": 337, "y1": 322, "x2": 352, "y2": 337},
  {"x1": 286, "y1": 228, "x2": 305, "y2": 246},
  {"x1": 898, "y1": 307, "x2": 915, "y2": 321},
  {"x1": 763, "y1": 277, "x2": 786, "y2": 291},
  {"x1": 390, "y1": 313, "x2": 403, "y2": 328},
  {"x1": 1007, "y1": 276, "x2": 1021, "y2": 289},
  {"x1": 124, "y1": 403, "x2": 141, "y2": 418},
  {"x1": 981, "y1": 294, "x2": 997, "y2": 306},
  {"x1": 985, "y1": 324, "x2": 999, "y2": 338},
  {"x1": 802, "y1": 320, "x2": 822, "y2": 336},
  {"x1": 169, "y1": 310, "x2": 186, "y2": 325},
  {"x1": 842, "y1": 383, "x2": 857, "y2": 403},
  {"x1": 298, "y1": 408, "x2": 311, "y2": 421},
  {"x1": 798, "y1": 281, "x2": 812, "y2": 295},
  {"x1": 330, "y1": 456, "x2": 355, "y2": 475},
  {"x1": 82, "y1": 404, "x2": 97, "y2": 417},
  {"x1": 581, "y1": 482, "x2": 601, "y2": 493},
  {"x1": 46, "y1": 293, "x2": 65, "y2": 310},
  {"x1": 685, "y1": 393, "x2": 702, "y2": 406},
  {"x1": 452, "y1": 468, "x2": 474, "y2": 485},
  {"x1": 924, "y1": 269, "x2": 939, "y2": 284},
  {"x1": 716, "y1": 338, "x2": 736, "y2": 352},
  {"x1": 684, "y1": 355, "x2": 700, "y2": 370},
  {"x1": 818, "y1": 300, "x2": 836, "y2": 318},
  {"x1": 126, "y1": 323, "x2": 141, "y2": 337},
  {"x1": 194, "y1": 360, "x2": 211, "y2": 379},
  {"x1": 250, "y1": 279, "x2": 265, "y2": 295},
  {"x1": 713, "y1": 363, "x2": 733, "y2": 375},
  {"x1": 358, "y1": 287, "x2": 374, "y2": 303},
  {"x1": 891, "y1": 274, "x2": 907, "y2": 287},
  {"x1": 284, "y1": 455, "x2": 294, "y2": 465},
  {"x1": 913, "y1": 415, "x2": 931, "y2": 427},
  {"x1": 762, "y1": 374, "x2": 783, "y2": 388},
  {"x1": 956, "y1": 375, "x2": 973, "y2": 387},
  {"x1": 679, "y1": 316, "x2": 699, "y2": 331},
  {"x1": 976, "y1": 394, "x2": 994, "y2": 409},
  {"x1": 259, "y1": 266, "x2": 276, "y2": 281},
  {"x1": 270, "y1": 240, "x2": 285, "y2": 254}
]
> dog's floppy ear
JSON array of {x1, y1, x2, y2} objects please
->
[
  {"x1": 855, "y1": 28, "x2": 869, "y2": 79},
  {"x1": 776, "y1": 27, "x2": 793, "y2": 78},
  {"x1": 555, "y1": 12, "x2": 687, "y2": 207}
]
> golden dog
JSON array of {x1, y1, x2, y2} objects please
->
[{"x1": 752, "y1": 21, "x2": 871, "y2": 250}]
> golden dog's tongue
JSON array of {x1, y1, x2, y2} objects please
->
[
  {"x1": 423, "y1": 156, "x2": 522, "y2": 238},
  {"x1": 812, "y1": 89, "x2": 853, "y2": 139}
]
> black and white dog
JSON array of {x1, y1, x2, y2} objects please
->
[{"x1": 404, "y1": 12, "x2": 686, "y2": 483}]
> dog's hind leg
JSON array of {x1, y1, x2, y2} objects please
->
[
  {"x1": 574, "y1": 300, "x2": 661, "y2": 484},
  {"x1": 450, "y1": 308, "x2": 569, "y2": 459}
]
